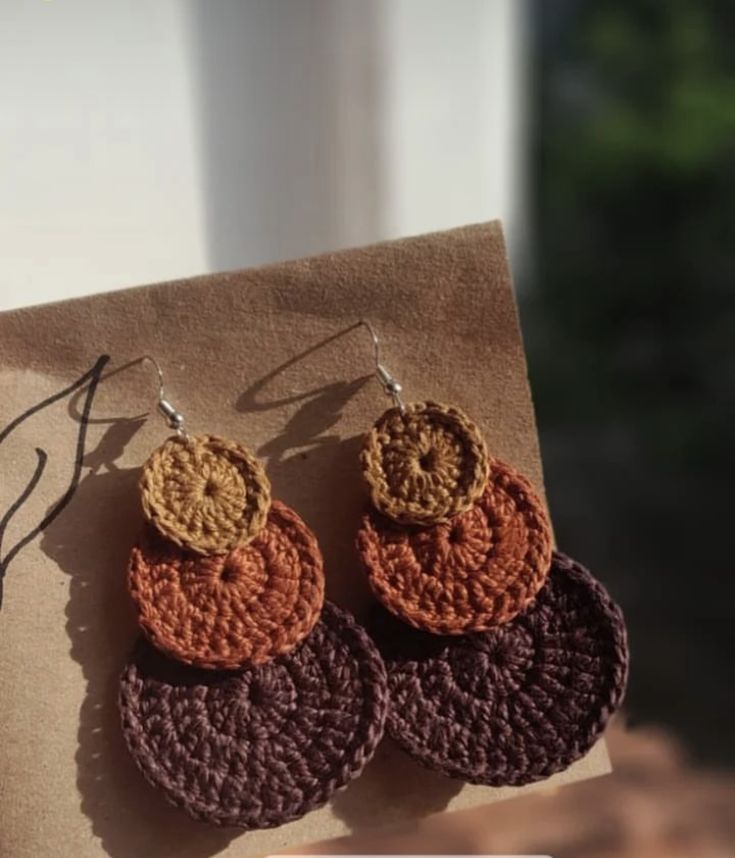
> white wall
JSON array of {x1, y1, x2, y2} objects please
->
[
  {"x1": 0, "y1": 0, "x2": 526, "y2": 312},
  {"x1": 0, "y1": 0, "x2": 206, "y2": 310}
]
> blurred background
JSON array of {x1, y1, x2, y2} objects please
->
[
  {"x1": 2, "y1": 0, "x2": 733, "y2": 855},
  {"x1": 520, "y1": 1, "x2": 735, "y2": 854},
  {"x1": 529, "y1": 0, "x2": 734, "y2": 775}
]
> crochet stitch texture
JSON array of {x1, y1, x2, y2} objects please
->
[
  {"x1": 361, "y1": 401, "x2": 489, "y2": 526},
  {"x1": 128, "y1": 500, "x2": 325, "y2": 669},
  {"x1": 140, "y1": 434, "x2": 271, "y2": 555},
  {"x1": 373, "y1": 551, "x2": 629, "y2": 786},
  {"x1": 357, "y1": 457, "x2": 552, "y2": 634},
  {"x1": 119, "y1": 602, "x2": 388, "y2": 830}
]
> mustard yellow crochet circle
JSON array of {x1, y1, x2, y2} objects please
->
[
  {"x1": 140, "y1": 434, "x2": 271, "y2": 555},
  {"x1": 360, "y1": 401, "x2": 489, "y2": 526}
]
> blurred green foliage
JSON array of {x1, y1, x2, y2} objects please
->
[{"x1": 526, "y1": 0, "x2": 735, "y2": 765}]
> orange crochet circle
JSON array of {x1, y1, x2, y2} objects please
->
[
  {"x1": 357, "y1": 458, "x2": 552, "y2": 634},
  {"x1": 128, "y1": 500, "x2": 325, "y2": 669}
]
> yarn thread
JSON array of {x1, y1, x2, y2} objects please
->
[
  {"x1": 129, "y1": 500, "x2": 325, "y2": 669},
  {"x1": 357, "y1": 457, "x2": 553, "y2": 634},
  {"x1": 119, "y1": 602, "x2": 388, "y2": 830},
  {"x1": 361, "y1": 401, "x2": 489, "y2": 526},
  {"x1": 372, "y1": 551, "x2": 629, "y2": 786},
  {"x1": 140, "y1": 434, "x2": 271, "y2": 555}
]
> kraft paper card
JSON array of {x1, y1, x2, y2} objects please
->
[{"x1": 0, "y1": 222, "x2": 610, "y2": 858}]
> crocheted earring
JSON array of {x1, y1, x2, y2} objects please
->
[
  {"x1": 354, "y1": 321, "x2": 554, "y2": 634},
  {"x1": 118, "y1": 357, "x2": 388, "y2": 829},
  {"x1": 352, "y1": 324, "x2": 628, "y2": 787}
]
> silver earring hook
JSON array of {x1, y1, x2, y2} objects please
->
[
  {"x1": 138, "y1": 355, "x2": 188, "y2": 437},
  {"x1": 357, "y1": 320, "x2": 405, "y2": 411}
]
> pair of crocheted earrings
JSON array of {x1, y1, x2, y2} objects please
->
[{"x1": 119, "y1": 322, "x2": 628, "y2": 831}]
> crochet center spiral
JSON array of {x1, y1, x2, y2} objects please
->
[
  {"x1": 128, "y1": 500, "x2": 325, "y2": 669},
  {"x1": 140, "y1": 434, "x2": 271, "y2": 555},
  {"x1": 357, "y1": 457, "x2": 553, "y2": 634},
  {"x1": 119, "y1": 603, "x2": 388, "y2": 830},
  {"x1": 373, "y1": 551, "x2": 629, "y2": 786},
  {"x1": 361, "y1": 401, "x2": 489, "y2": 526}
]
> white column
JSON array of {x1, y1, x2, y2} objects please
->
[{"x1": 379, "y1": 0, "x2": 528, "y2": 259}]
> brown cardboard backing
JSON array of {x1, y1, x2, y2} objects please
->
[{"x1": 0, "y1": 222, "x2": 609, "y2": 858}]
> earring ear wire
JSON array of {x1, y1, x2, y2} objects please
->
[
  {"x1": 138, "y1": 354, "x2": 188, "y2": 438},
  {"x1": 357, "y1": 320, "x2": 405, "y2": 412}
]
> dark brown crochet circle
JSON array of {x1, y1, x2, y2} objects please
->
[
  {"x1": 373, "y1": 551, "x2": 628, "y2": 786},
  {"x1": 119, "y1": 602, "x2": 388, "y2": 829}
]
